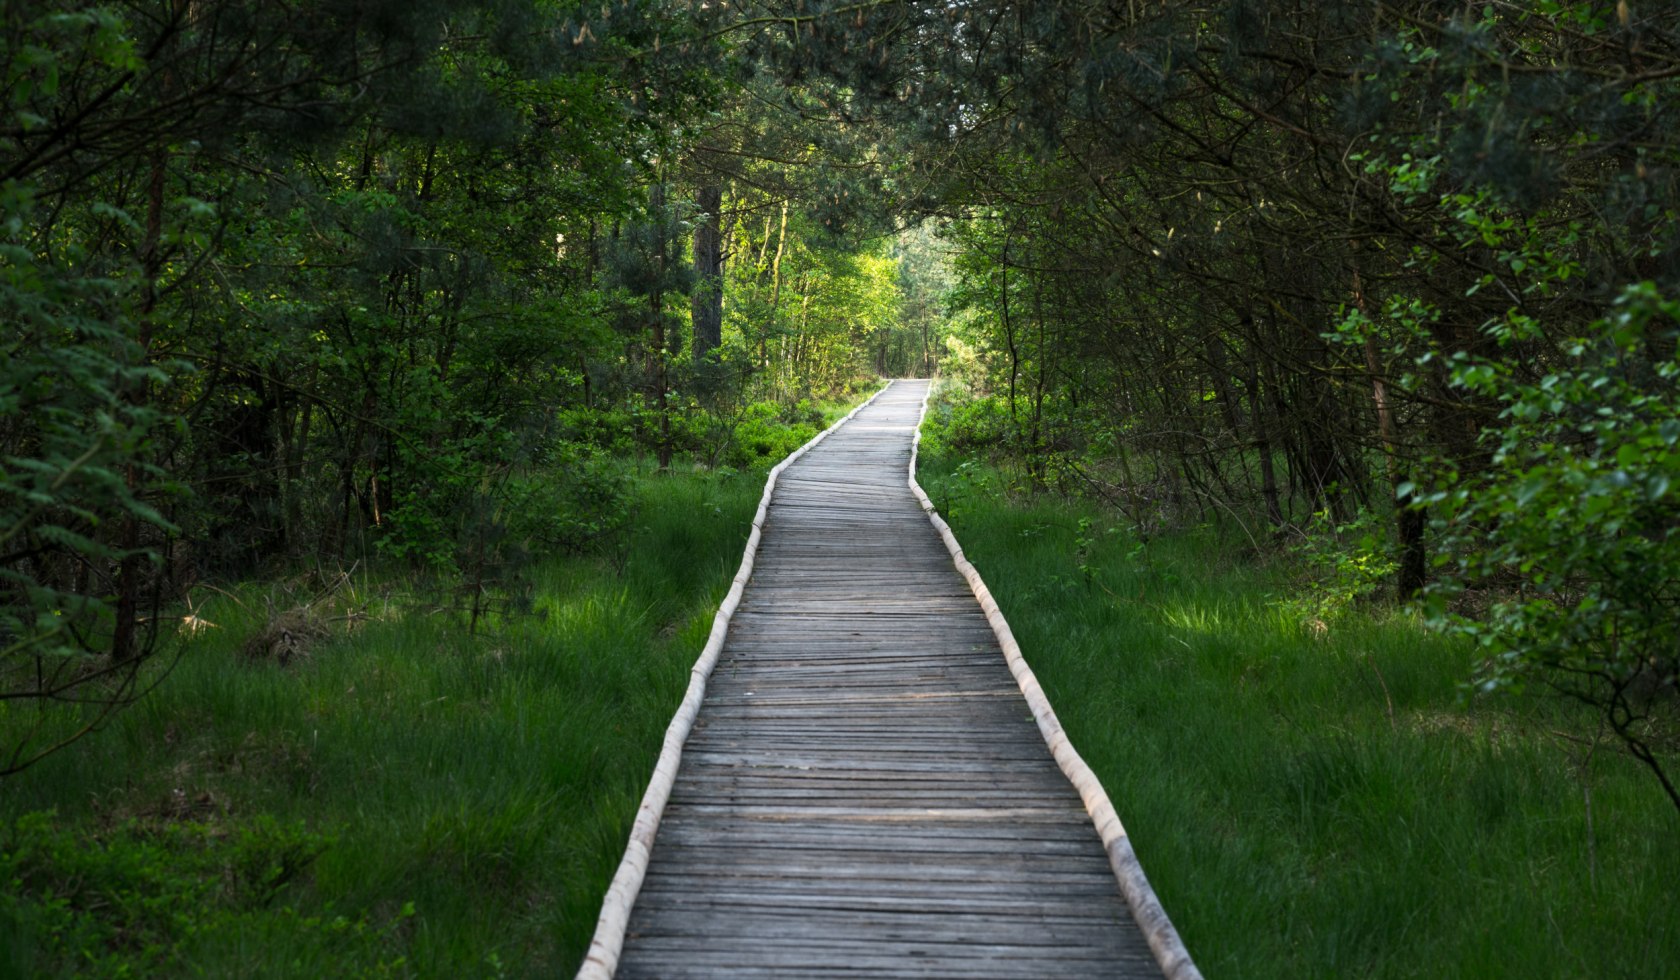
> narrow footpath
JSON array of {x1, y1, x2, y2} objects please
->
[{"x1": 599, "y1": 380, "x2": 1175, "y2": 978}]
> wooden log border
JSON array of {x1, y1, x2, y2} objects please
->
[
  {"x1": 577, "y1": 380, "x2": 896, "y2": 980},
  {"x1": 907, "y1": 381, "x2": 1204, "y2": 980}
]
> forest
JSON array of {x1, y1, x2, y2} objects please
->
[{"x1": 2, "y1": 1, "x2": 1677, "y2": 976}]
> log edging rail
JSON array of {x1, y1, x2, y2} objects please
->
[
  {"x1": 906, "y1": 382, "x2": 1202, "y2": 980},
  {"x1": 577, "y1": 381, "x2": 894, "y2": 979},
  {"x1": 579, "y1": 377, "x2": 1201, "y2": 978}
]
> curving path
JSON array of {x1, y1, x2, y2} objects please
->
[{"x1": 585, "y1": 380, "x2": 1192, "y2": 979}]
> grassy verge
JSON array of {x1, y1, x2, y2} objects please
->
[
  {"x1": 1, "y1": 466, "x2": 763, "y2": 978},
  {"x1": 916, "y1": 451, "x2": 1680, "y2": 978},
  {"x1": 1, "y1": 382, "x2": 890, "y2": 979}
]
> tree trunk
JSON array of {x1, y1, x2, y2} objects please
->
[
  {"x1": 650, "y1": 184, "x2": 671, "y2": 470},
  {"x1": 692, "y1": 184, "x2": 723, "y2": 358},
  {"x1": 112, "y1": 147, "x2": 169, "y2": 662},
  {"x1": 1243, "y1": 348, "x2": 1286, "y2": 529},
  {"x1": 767, "y1": 205, "x2": 789, "y2": 324},
  {"x1": 760, "y1": 203, "x2": 790, "y2": 374},
  {"x1": 1354, "y1": 260, "x2": 1427, "y2": 598}
]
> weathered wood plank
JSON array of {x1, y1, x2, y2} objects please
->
[{"x1": 598, "y1": 381, "x2": 1175, "y2": 979}]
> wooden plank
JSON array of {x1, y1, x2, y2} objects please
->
[{"x1": 594, "y1": 381, "x2": 1178, "y2": 979}]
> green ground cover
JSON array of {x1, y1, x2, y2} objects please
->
[
  {"x1": 0, "y1": 466, "x2": 762, "y2": 978},
  {"x1": 915, "y1": 447, "x2": 1680, "y2": 978},
  {"x1": 1, "y1": 387, "x2": 884, "y2": 979},
  {"x1": 9, "y1": 377, "x2": 1670, "y2": 979}
]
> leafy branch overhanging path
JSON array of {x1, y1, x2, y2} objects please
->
[{"x1": 581, "y1": 380, "x2": 1198, "y2": 978}]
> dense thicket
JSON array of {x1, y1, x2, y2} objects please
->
[
  {"x1": 0, "y1": 1, "x2": 911, "y2": 773},
  {"x1": 5, "y1": 1, "x2": 1676, "y2": 803},
  {"x1": 794, "y1": 0, "x2": 1680, "y2": 806}
]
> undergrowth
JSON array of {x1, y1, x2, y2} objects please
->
[
  {"x1": 0, "y1": 464, "x2": 763, "y2": 978},
  {"x1": 915, "y1": 450, "x2": 1680, "y2": 978},
  {"x1": 0, "y1": 379, "x2": 888, "y2": 977}
]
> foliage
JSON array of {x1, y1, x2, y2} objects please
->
[
  {"x1": 722, "y1": 206, "x2": 906, "y2": 401},
  {"x1": 15, "y1": 0, "x2": 1680, "y2": 968},
  {"x1": 937, "y1": 394, "x2": 1013, "y2": 456},
  {"x1": 0, "y1": 13, "x2": 182, "y2": 774},
  {"x1": 3, "y1": 0, "x2": 884, "y2": 774},
  {"x1": 0, "y1": 812, "x2": 417, "y2": 979},
  {"x1": 821, "y1": 0, "x2": 1680, "y2": 806},
  {"x1": 1280, "y1": 508, "x2": 1403, "y2": 630},
  {"x1": 0, "y1": 464, "x2": 764, "y2": 977},
  {"x1": 718, "y1": 401, "x2": 824, "y2": 470},
  {"x1": 917, "y1": 448, "x2": 1680, "y2": 977},
  {"x1": 1425, "y1": 284, "x2": 1680, "y2": 811}
]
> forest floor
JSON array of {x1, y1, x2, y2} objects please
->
[
  {"x1": 3, "y1": 384, "x2": 1676, "y2": 979},
  {"x1": 914, "y1": 448, "x2": 1680, "y2": 979},
  {"x1": 0, "y1": 390, "x2": 888, "y2": 979}
]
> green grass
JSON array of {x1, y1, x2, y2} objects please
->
[
  {"x1": 0, "y1": 466, "x2": 764, "y2": 978},
  {"x1": 917, "y1": 452, "x2": 1680, "y2": 978},
  {"x1": 12, "y1": 375, "x2": 1669, "y2": 978},
  {"x1": 1, "y1": 378, "x2": 892, "y2": 978}
]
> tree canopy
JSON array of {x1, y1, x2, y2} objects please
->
[{"x1": 3, "y1": 0, "x2": 1677, "y2": 803}]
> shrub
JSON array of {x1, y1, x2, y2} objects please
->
[
  {"x1": 943, "y1": 394, "x2": 1012, "y2": 454},
  {"x1": 1277, "y1": 507, "x2": 1402, "y2": 631},
  {"x1": 514, "y1": 441, "x2": 632, "y2": 553},
  {"x1": 721, "y1": 402, "x2": 820, "y2": 469},
  {"x1": 1425, "y1": 283, "x2": 1680, "y2": 812},
  {"x1": 1, "y1": 158, "x2": 180, "y2": 775}
]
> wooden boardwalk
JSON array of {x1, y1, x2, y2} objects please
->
[{"x1": 594, "y1": 380, "x2": 1182, "y2": 978}]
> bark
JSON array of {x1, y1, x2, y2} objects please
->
[
  {"x1": 1354, "y1": 260, "x2": 1427, "y2": 597},
  {"x1": 764, "y1": 202, "x2": 789, "y2": 370},
  {"x1": 1243, "y1": 343, "x2": 1286, "y2": 528},
  {"x1": 651, "y1": 184, "x2": 671, "y2": 470},
  {"x1": 999, "y1": 237, "x2": 1020, "y2": 451},
  {"x1": 692, "y1": 184, "x2": 724, "y2": 357},
  {"x1": 768, "y1": 203, "x2": 789, "y2": 313},
  {"x1": 112, "y1": 147, "x2": 168, "y2": 661}
]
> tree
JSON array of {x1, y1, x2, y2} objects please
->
[
  {"x1": 692, "y1": 182, "x2": 726, "y2": 359},
  {"x1": 1425, "y1": 284, "x2": 1680, "y2": 813},
  {"x1": 731, "y1": 0, "x2": 1680, "y2": 799},
  {"x1": 0, "y1": 0, "x2": 721, "y2": 771}
]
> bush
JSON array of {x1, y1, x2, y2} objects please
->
[
  {"x1": 1, "y1": 159, "x2": 180, "y2": 775},
  {"x1": 721, "y1": 402, "x2": 821, "y2": 469},
  {"x1": 376, "y1": 438, "x2": 631, "y2": 631},
  {"x1": 515, "y1": 441, "x2": 632, "y2": 552},
  {"x1": 556, "y1": 407, "x2": 639, "y2": 456},
  {"x1": 1425, "y1": 283, "x2": 1680, "y2": 812},
  {"x1": 1278, "y1": 507, "x2": 1401, "y2": 631},
  {"x1": 942, "y1": 393, "x2": 1012, "y2": 454}
]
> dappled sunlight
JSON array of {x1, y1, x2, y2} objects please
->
[
  {"x1": 1156, "y1": 601, "x2": 1224, "y2": 635},
  {"x1": 1153, "y1": 597, "x2": 1276, "y2": 639},
  {"x1": 1404, "y1": 709, "x2": 1522, "y2": 750},
  {"x1": 6, "y1": 0, "x2": 1679, "y2": 972},
  {"x1": 536, "y1": 587, "x2": 647, "y2": 638}
]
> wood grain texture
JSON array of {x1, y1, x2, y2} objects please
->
[
  {"x1": 577, "y1": 385, "x2": 894, "y2": 980},
  {"x1": 591, "y1": 380, "x2": 1193, "y2": 979},
  {"x1": 904, "y1": 384, "x2": 1202, "y2": 980}
]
